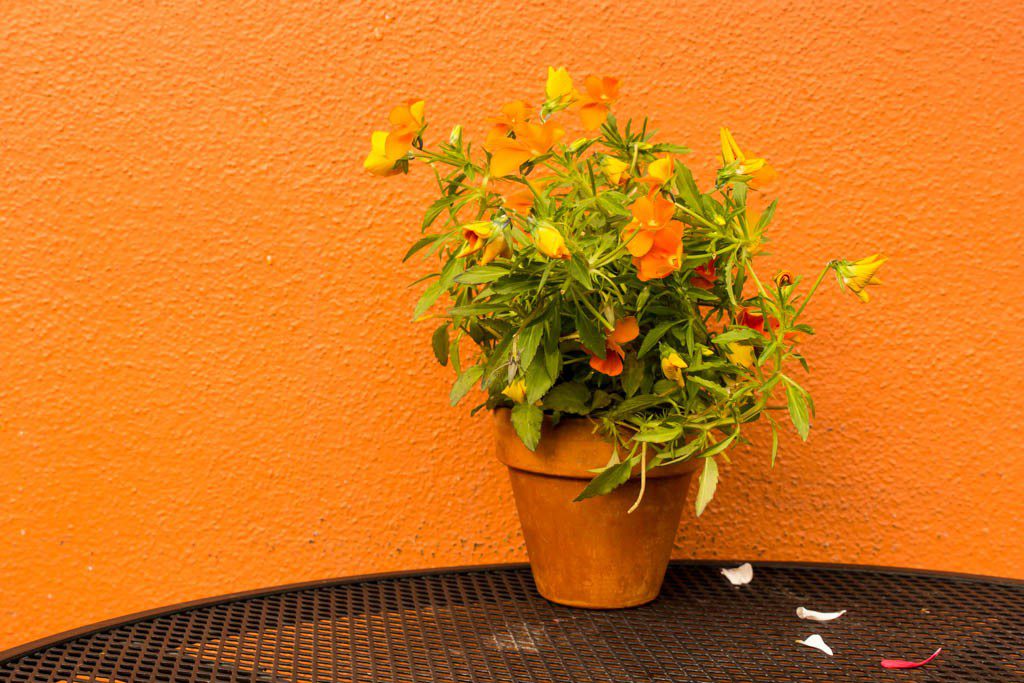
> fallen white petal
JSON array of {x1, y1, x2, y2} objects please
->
[
  {"x1": 720, "y1": 563, "x2": 753, "y2": 585},
  {"x1": 797, "y1": 634, "x2": 834, "y2": 656},
  {"x1": 796, "y1": 607, "x2": 847, "y2": 621}
]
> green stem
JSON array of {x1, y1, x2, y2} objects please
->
[{"x1": 793, "y1": 262, "x2": 835, "y2": 322}]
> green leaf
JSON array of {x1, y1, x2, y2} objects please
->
[
  {"x1": 511, "y1": 402, "x2": 543, "y2": 451},
  {"x1": 769, "y1": 419, "x2": 779, "y2": 467},
  {"x1": 449, "y1": 365, "x2": 484, "y2": 406},
  {"x1": 638, "y1": 321, "x2": 678, "y2": 358},
  {"x1": 687, "y1": 375, "x2": 729, "y2": 398},
  {"x1": 695, "y1": 457, "x2": 719, "y2": 517},
  {"x1": 633, "y1": 424, "x2": 683, "y2": 443},
  {"x1": 575, "y1": 308, "x2": 605, "y2": 358},
  {"x1": 604, "y1": 394, "x2": 668, "y2": 419},
  {"x1": 785, "y1": 381, "x2": 811, "y2": 440},
  {"x1": 525, "y1": 354, "x2": 555, "y2": 404},
  {"x1": 431, "y1": 324, "x2": 449, "y2": 366},
  {"x1": 712, "y1": 327, "x2": 762, "y2": 345},
  {"x1": 621, "y1": 352, "x2": 643, "y2": 397},
  {"x1": 413, "y1": 279, "x2": 445, "y2": 320},
  {"x1": 403, "y1": 234, "x2": 441, "y2": 262},
  {"x1": 454, "y1": 265, "x2": 509, "y2": 285},
  {"x1": 574, "y1": 459, "x2": 632, "y2": 501},
  {"x1": 543, "y1": 382, "x2": 591, "y2": 414},
  {"x1": 567, "y1": 254, "x2": 593, "y2": 288},
  {"x1": 517, "y1": 323, "x2": 544, "y2": 372}
]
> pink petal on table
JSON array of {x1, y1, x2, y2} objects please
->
[{"x1": 880, "y1": 647, "x2": 942, "y2": 669}]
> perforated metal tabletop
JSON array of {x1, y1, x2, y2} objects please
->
[{"x1": 1, "y1": 562, "x2": 1021, "y2": 682}]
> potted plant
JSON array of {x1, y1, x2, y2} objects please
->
[{"x1": 364, "y1": 68, "x2": 886, "y2": 608}]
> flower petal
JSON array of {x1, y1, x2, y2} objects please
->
[
  {"x1": 797, "y1": 634, "x2": 833, "y2": 656},
  {"x1": 880, "y1": 647, "x2": 942, "y2": 669},
  {"x1": 796, "y1": 607, "x2": 847, "y2": 622},
  {"x1": 720, "y1": 563, "x2": 753, "y2": 585}
]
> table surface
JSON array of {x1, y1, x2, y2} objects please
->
[{"x1": 1, "y1": 562, "x2": 1021, "y2": 682}]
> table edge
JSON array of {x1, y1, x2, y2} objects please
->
[{"x1": 2, "y1": 559, "x2": 1020, "y2": 665}]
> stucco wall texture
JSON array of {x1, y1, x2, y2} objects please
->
[{"x1": 0, "y1": 0, "x2": 1021, "y2": 651}]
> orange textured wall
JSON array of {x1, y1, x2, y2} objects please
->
[{"x1": 1, "y1": 0, "x2": 1022, "y2": 651}]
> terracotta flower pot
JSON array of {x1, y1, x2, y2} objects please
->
[{"x1": 494, "y1": 408, "x2": 700, "y2": 608}]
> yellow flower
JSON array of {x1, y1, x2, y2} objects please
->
[
  {"x1": 546, "y1": 66, "x2": 575, "y2": 102},
  {"x1": 639, "y1": 155, "x2": 673, "y2": 187},
  {"x1": 363, "y1": 131, "x2": 403, "y2": 176},
  {"x1": 502, "y1": 379, "x2": 527, "y2": 404},
  {"x1": 720, "y1": 128, "x2": 776, "y2": 188},
  {"x1": 661, "y1": 352, "x2": 688, "y2": 386},
  {"x1": 455, "y1": 221, "x2": 494, "y2": 258},
  {"x1": 480, "y1": 233, "x2": 511, "y2": 265},
  {"x1": 534, "y1": 225, "x2": 571, "y2": 260},
  {"x1": 836, "y1": 254, "x2": 887, "y2": 302},
  {"x1": 601, "y1": 156, "x2": 630, "y2": 185},
  {"x1": 727, "y1": 343, "x2": 755, "y2": 368}
]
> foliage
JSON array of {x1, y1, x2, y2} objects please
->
[{"x1": 364, "y1": 68, "x2": 886, "y2": 514}]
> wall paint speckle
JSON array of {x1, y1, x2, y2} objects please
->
[{"x1": 1, "y1": 0, "x2": 1022, "y2": 650}]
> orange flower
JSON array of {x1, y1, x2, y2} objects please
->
[
  {"x1": 480, "y1": 233, "x2": 511, "y2": 265},
  {"x1": 487, "y1": 120, "x2": 565, "y2": 177},
  {"x1": 576, "y1": 75, "x2": 619, "y2": 130},
  {"x1": 633, "y1": 221, "x2": 683, "y2": 281},
  {"x1": 485, "y1": 100, "x2": 532, "y2": 147},
  {"x1": 384, "y1": 99, "x2": 426, "y2": 160},
  {"x1": 495, "y1": 173, "x2": 555, "y2": 214},
  {"x1": 621, "y1": 192, "x2": 677, "y2": 257},
  {"x1": 621, "y1": 192, "x2": 685, "y2": 281},
  {"x1": 639, "y1": 154, "x2": 673, "y2": 187},
  {"x1": 588, "y1": 317, "x2": 639, "y2": 376},
  {"x1": 691, "y1": 260, "x2": 717, "y2": 290}
]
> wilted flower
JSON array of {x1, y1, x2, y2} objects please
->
[
  {"x1": 455, "y1": 221, "x2": 494, "y2": 258},
  {"x1": 835, "y1": 254, "x2": 887, "y2": 302},
  {"x1": 502, "y1": 379, "x2": 527, "y2": 404},
  {"x1": 601, "y1": 156, "x2": 630, "y2": 185},
  {"x1": 589, "y1": 317, "x2": 639, "y2": 376}
]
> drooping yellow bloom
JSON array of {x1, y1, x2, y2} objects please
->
[
  {"x1": 502, "y1": 380, "x2": 527, "y2": 404},
  {"x1": 720, "y1": 128, "x2": 776, "y2": 188},
  {"x1": 601, "y1": 156, "x2": 630, "y2": 185},
  {"x1": 534, "y1": 225, "x2": 571, "y2": 260},
  {"x1": 546, "y1": 66, "x2": 575, "y2": 102},
  {"x1": 727, "y1": 343, "x2": 755, "y2": 369},
  {"x1": 661, "y1": 352, "x2": 688, "y2": 387},
  {"x1": 363, "y1": 131, "x2": 403, "y2": 176},
  {"x1": 836, "y1": 254, "x2": 887, "y2": 302},
  {"x1": 479, "y1": 233, "x2": 511, "y2": 265},
  {"x1": 455, "y1": 221, "x2": 494, "y2": 258}
]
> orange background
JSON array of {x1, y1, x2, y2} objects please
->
[{"x1": 1, "y1": 0, "x2": 1022, "y2": 651}]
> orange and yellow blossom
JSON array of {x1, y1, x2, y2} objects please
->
[
  {"x1": 576, "y1": 75, "x2": 619, "y2": 130},
  {"x1": 589, "y1": 317, "x2": 640, "y2": 376},
  {"x1": 384, "y1": 99, "x2": 426, "y2": 160},
  {"x1": 690, "y1": 260, "x2": 717, "y2": 290},
  {"x1": 455, "y1": 221, "x2": 494, "y2": 258},
  {"x1": 487, "y1": 120, "x2": 565, "y2": 177},
  {"x1": 720, "y1": 127, "x2": 776, "y2": 188},
  {"x1": 534, "y1": 225, "x2": 570, "y2": 260},
  {"x1": 634, "y1": 222, "x2": 683, "y2": 281}
]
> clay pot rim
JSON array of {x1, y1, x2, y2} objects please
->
[{"x1": 493, "y1": 407, "x2": 701, "y2": 480}]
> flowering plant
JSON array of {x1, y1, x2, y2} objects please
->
[{"x1": 365, "y1": 68, "x2": 885, "y2": 514}]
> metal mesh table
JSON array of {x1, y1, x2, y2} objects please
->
[{"x1": 1, "y1": 562, "x2": 1021, "y2": 682}]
